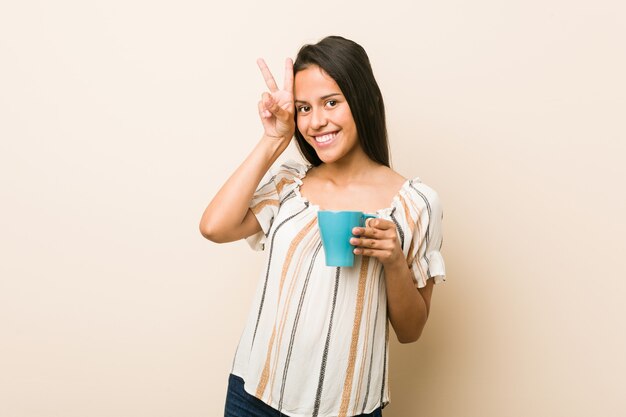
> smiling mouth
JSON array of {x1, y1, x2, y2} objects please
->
[{"x1": 313, "y1": 131, "x2": 338, "y2": 143}]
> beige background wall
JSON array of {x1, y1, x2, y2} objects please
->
[{"x1": 1, "y1": 0, "x2": 625, "y2": 416}]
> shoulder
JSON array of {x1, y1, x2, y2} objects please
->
[
  {"x1": 370, "y1": 165, "x2": 408, "y2": 190},
  {"x1": 270, "y1": 159, "x2": 311, "y2": 196},
  {"x1": 402, "y1": 179, "x2": 443, "y2": 220},
  {"x1": 406, "y1": 179, "x2": 441, "y2": 203},
  {"x1": 273, "y1": 159, "x2": 311, "y2": 179}
]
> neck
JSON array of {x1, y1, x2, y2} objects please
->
[{"x1": 316, "y1": 152, "x2": 382, "y2": 185}]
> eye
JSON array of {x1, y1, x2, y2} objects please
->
[
  {"x1": 297, "y1": 105, "x2": 311, "y2": 113},
  {"x1": 325, "y1": 100, "x2": 337, "y2": 108}
]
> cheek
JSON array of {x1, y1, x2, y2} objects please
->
[
  {"x1": 296, "y1": 115, "x2": 308, "y2": 135},
  {"x1": 338, "y1": 108, "x2": 356, "y2": 129}
]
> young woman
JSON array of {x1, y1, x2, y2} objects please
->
[{"x1": 200, "y1": 36, "x2": 446, "y2": 417}]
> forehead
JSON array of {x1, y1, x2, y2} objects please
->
[{"x1": 294, "y1": 65, "x2": 342, "y2": 100}]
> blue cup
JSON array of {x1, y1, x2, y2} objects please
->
[{"x1": 317, "y1": 211, "x2": 378, "y2": 267}]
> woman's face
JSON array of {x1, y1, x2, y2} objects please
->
[{"x1": 294, "y1": 65, "x2": 360, "y2": 164}]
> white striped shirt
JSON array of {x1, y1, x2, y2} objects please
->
[{"x1": 231, "y1": 159, "x2": 446, "y2": 417}]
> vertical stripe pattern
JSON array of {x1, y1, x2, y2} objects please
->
[
  {"x1": 233, "y1": 159, "x2": 446, "y2": 417},
  {"x1": 338, "y1": 256, "x2": 370, "y2": 417},
  {"x1": 312, "y1": 266, "x2": 341, "y2": 417}
]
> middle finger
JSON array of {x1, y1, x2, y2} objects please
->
[
  {"x1": 350, "y1": 237, "x2": 378, "y2": 248},
  {"x1": 283, "y1": 58, "x2": 294, "y2": 92}
]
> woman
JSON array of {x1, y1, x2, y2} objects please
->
[{"x1": 200, "y1": 35, "x2": 446, "y2": 417}]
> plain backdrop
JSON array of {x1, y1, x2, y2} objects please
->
[{"x1": 1, "y1": 0, "x2": 625, "y2": 416}]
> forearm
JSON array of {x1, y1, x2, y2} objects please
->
[
  {"x1": 383, "y1": 260, "x2": 429, "y2": 343},
  {"x1": 199, "y1": 136, "x2": 289, "y2": 238}
]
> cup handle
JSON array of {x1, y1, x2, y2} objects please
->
[{"x1": 361, "y1": 213, "x2": 377, "y2": 227}]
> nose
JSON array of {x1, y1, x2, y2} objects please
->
[{"x1": 310, "y1": 107, "x2": 328, "y2": 130}]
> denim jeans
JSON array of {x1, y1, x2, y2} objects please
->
[{"x1": 224, "y1": 374, "x2": 383, "y2": 417}]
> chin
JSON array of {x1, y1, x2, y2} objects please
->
[{"x1": 317, "y1": 154, "x2": 343, "y2": 165}]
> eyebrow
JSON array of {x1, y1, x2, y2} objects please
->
[{"x1": 294, "y1": 93, "x2": 341, "y2": 104}]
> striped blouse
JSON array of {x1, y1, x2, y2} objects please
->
[{"x1": 231, "y1": 159, "x2": 446, "y2": 417}]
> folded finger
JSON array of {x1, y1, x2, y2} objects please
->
[
  {"x1": 262, "y1": 92, "x2": 289, "y2": 119},
  {"x1": 258, "y1": 100, "x2": 271, "y2": 119}
]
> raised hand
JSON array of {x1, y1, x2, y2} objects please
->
[{"x1": 257, "y1": 58, "x2": 295, "y2": 142}]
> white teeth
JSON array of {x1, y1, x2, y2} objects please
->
[{"x1": 315, "y1": 133, "x2": 336, "y2": 143}]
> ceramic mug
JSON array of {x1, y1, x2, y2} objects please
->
[{"x1": 317, "y1": 210, "x2": 377, "y2": 267}]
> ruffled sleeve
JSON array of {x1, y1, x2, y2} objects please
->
[
  {"x1": 405, "y1": 181, "x2": 446, "y2": 289},
  {"x1": 245, "y1": 160, "x2": 307, "y2": 251}
]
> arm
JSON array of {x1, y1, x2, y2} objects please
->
[
  {"x1": 199, "y1": 137, "x2": 289, "y2": 243},
  {"x1": 381, "y1": 259, "x2": 434, "y2": 343},
  {"x1": 199, "y1": 58, "x2": 295, "y2": 243},
  {"x1": 351, "y1": 219, "x2": 435, "y2": 343}
]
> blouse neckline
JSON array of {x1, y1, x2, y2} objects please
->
[{"x1": 292, "y1": 163, "x2": 413, "y2": 216}]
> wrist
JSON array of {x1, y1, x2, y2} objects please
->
[
  {"x1": 257, "y1": 134, "x2": 291, "y2": 162},
  {"x1": 261, "y1": 133, "x2": 292, "y2": 146},
  {"x1": 381, "y1": 250, "x2": 407, "y2": 271}
]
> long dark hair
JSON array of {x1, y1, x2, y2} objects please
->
[{"x1": 293, "y1": 36, "x2": 390, "y2": 167}]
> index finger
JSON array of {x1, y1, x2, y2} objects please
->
[
  {"x1": 257, "y1": 58, "x2": 279, "y2": 92},
  {"x1": 283, "y1": 58, "x2": 294, "y2": 92}
]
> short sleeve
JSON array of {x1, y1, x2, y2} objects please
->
[
  {"x1": 406, "y1": 183, "x2": 446, "y2": 289},
  {"x1": 244, "y1": 160, "x2": 306, "y2": 251}
]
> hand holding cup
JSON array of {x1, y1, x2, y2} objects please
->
[{"x1": 350, "y1": 217, "x2": 405, "y2": 267}]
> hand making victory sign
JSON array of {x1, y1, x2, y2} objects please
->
[{"x1": 256, "y1": 58, "x2": 295, "y2": 143}]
